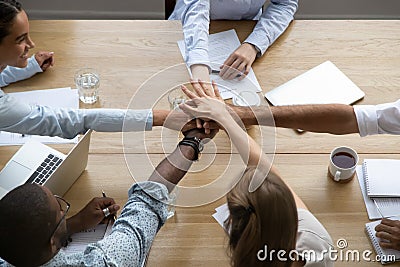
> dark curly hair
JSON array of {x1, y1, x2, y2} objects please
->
[{"x1": 0, "y1": 0, "x2": 22, "y2": 44}]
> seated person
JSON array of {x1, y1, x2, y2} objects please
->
[
  {"x1": 0, "y1": 0, "x2": 193, "y2": 138},
  {"x1": 169, "y1": 0, "x2": 298, "y2": 82},
  {"x1": 180, "y1": 81, "x2": 334, "y2": 266},
  {"x1": 0, "y1": 127, "x2": 217, "y2": 266}
]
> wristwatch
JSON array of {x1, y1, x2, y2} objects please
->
[{"x1": 178, "y1": 136, "x2": 204, "y2": 160}]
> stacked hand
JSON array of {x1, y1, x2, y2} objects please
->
[
  {"x1": 180, "y1": 80, "x2": 230, "y2": 129},
  {"x1": 375, "y1": 218, "x2": 400, "y2": 250},
  {"x1": 34, "y1": 51, "x2": 55, "y2": 71}
]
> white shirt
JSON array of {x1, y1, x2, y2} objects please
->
[
  {"x1": 354, "y1": 100, "x2": 400, "y2": 137},
  {"x1": 169, "y1": 0, "x2": 298, "y2": 68},
  {"x1": 0, "y1": 57, "x2": 153, "y2": 139}
]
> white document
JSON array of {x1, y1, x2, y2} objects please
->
[
  {"x1": 178, "y1": 29, "x2": 262, "y2": 99},
  {"x1": 363, "y1": 159, "x2": 400, "y2": 197},
  {"x1": 0, "y1": 87, "x2": 79, "y2": 145},
  {"x1": 212, "y1": 203, "x2": 230, "y2": 232},
  {"x1": 264, "y1": 61, "x2": 365, "y2": 106},
  {"x1": 356, "y1": 166, "x2": 400, "y2": 220},
  {"x1": 62, "y1": 221, "x2": 113, "y2": 254}
]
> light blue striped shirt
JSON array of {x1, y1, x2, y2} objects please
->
[
  {"x1": 169, "y1": 0, "x2": 298, "y2": 68},
  {"x1": 0, "y1": 57, "x2": 153, "y2": 139}
]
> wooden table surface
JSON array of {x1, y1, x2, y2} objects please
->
[{"x1": 2, "y1": 20, "x2": 400, "y2": 266}]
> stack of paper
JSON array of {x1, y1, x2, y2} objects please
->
[
  {"x1": 0, "y1": 87, "x2": 79, "y2": 145},
  {"x1": 356, "y1": 161, "x2": 400, "y2": 220}
]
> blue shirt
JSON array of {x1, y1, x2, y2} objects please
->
[
  {"x1": 0, "y1": 181, "x2": 169, "y2": 267},
  {"x1": 169, "y1": 0, "x2": 298, "y2": 68},
  {"x1": 0, "y1": 57, "x2": 153, "y2": 139}
]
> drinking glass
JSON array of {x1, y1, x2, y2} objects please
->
[{"x1": 74, "y1": 68, "x2": 100, "y2": 104}]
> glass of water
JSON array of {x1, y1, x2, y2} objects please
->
[
  {"x1": 168, "y1": 87, "x2": 187, "y2": 110},
  {"x1": 74, "y1": 68, "x2": 100, "y2": 104}
]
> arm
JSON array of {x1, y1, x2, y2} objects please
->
[
  {"x1": 0, "y1": 93, "x2": 153, "y2": 138},
  {"x1": 0, "y1": 55, "x2": 42, "y2": 87},
  {"x1": 180, "y1": 82, "x2": 307, "y2": 209},
  {"x1": 170, "y1": 0, "x2": 211, "y2": 79},
  {"x1": 232, "y1": 104, "x2": 359, "y2": 135},
  {"x1": 245, "y1": 0, "x2": 298, "y2": 56}
]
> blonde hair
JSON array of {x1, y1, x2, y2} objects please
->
[{"x1": 226, "y1": 167, "x2": 298, "y2": 267}]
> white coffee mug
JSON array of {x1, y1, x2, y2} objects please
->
[{"x1": 328, "y1": 146, "x2": 359, "y2": 182}]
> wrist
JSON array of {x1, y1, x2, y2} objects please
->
[
  {"x1": 178, "y1": 136, "x2": 203, "y2": 161},
  {"x1": 178, "y1": 142, "x2": 198, "y2": 161}
]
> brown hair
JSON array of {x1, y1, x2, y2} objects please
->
[
  {"x1": 226, "y1": 167, "x2": 298, "y2": 267},
  {"x1": 0, "y1": 0, "x2": 22, "y2": 44}
]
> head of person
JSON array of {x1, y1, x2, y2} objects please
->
[
  {"x1": 0, "y1": 184, "x2": 69, "y2": 266},
  {"x1": 226, "y1": 167, "x2": 298, "y2": 267},
  {"x1": 0, "y1": 0, "x2": 35, "y2": 69}
]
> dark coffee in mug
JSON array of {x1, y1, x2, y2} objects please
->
[{"x1": 332, "y1": 152, "x2": 356, "y2": 169}]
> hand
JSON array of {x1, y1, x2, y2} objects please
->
[
  {"x1": 219, "y1": 43, "x2": 257, "y2": 80},
  {"x1": 66, "y1": 197, "x2": 120, "y2": 234},
  {"x1": 34, "y1": 51, "x2": 55, "y2": 71},
  {"x1": 183, "y1": 127, "x2": 219, "y2": 142},
  {"x1": 179, "y1": 99, "x2": 229, "y2": 129},
  {"x1": 182, "y1": 80, "x2": 224, "y2": 132},
  {"x1": 375, "y1": 218, "x2": 400, "y2": 250}
]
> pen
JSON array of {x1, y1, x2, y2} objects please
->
[
  {"x1": 373, "y1": 199, "x2": 385, "y2": 219},
  {"x1": 211, "y1": 69, "x2": 242, "y2": 78},
  {"x1": 102, "y1": 190, "x2": 117, "y2": 221}
]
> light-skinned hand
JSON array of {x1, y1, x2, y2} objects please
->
[
  {"x1": 34, "y1": 51, "x2": 55, "y2": 71},
  {"x1": 219, "y1": 43, "x2": 257, "y2": 80}
]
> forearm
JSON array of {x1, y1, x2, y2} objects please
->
[
  {"x1": 190, "y1": 64, "x2": 211, "y2": 81},
  {"x1": 0, "y1": 56, "x2": 42, "y2": 87},
  {"x1": 149, "y1": 145, "x2": 196, "y2": 192},
  {"x1": 232, "y1": 104, "x2": 359, "y2": 134}
]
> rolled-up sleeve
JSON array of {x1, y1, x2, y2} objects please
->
[
  {"x1": 245, "y1": 0, "x2": 298, "y2": 56},
  {"x1": 170, "y1": 0, "x2": 211, "y2": 68},
  {"x1": 354, "y1": 100, "x2": 400, "y2": 137},
  {"x1": 0, "y1": 91, "x2": 153, "y2": 139}
]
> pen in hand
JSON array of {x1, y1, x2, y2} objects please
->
[{"x1": 102, "y1": 190, "x2": 117, "y2": 221}]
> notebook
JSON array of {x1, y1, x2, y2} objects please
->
[
  {"x1": 363, "y1": 159, "x2": 400, "y2": 197},
  {"x1": 356, "y1": 165, "x2": 400, "y2": 220},
  {"x1": 365, "y1": 216, "x2": 400, "y2": 264},
  {"x1": 62, "y1": 219, "x2": 113, "y2": 254},
  {"x1": 0, "y1": 130, "x2": 92, "y2": 199},
  {"x1": 264, "y1": 61, "x2": 365, "y2": 106}
]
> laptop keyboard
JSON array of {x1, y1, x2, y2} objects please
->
[{"x1": 26, "y1": 154, "x2": 63, "y2": 185}]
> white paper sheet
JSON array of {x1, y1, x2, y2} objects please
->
[
  {"x1": 177, "y1": 29, "x2": 262, "y2": 99},
  {"x1": 212, "y1": 203, "x2": 230, "y2": 232},
  {"x1": 0, "y1": 87, "x2": 79, "y2": 145},
  {"x1": 62, "y1": 221, "x2": 113, "y2": 254},
  {"x1": 356, "y1": 165, "x2": 400, "y2": 220}
]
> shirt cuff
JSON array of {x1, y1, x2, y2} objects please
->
[
  {"x1": 244, "y1": 32, "x2": 271, "y2": 56},
  {"x1": 186, "y1": 49, "x2": 211, "y2": 71},
  {"x1": 27, "y1": 55, "x2": 43, "y2": 74},
  {"x1": 354, "y1": 105, "x2": 379, "y2": 137}
]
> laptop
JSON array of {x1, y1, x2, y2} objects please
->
[{"x1": 0, "y1": 130, "x2": 92, "y2": 199}]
